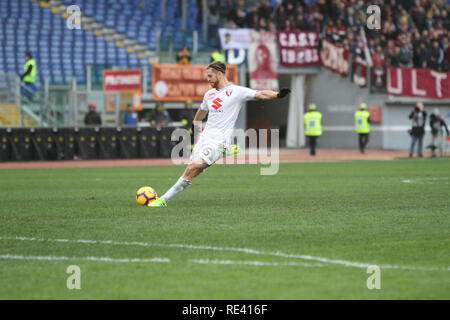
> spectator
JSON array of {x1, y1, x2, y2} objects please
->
[
  {"x1": 176, "y1": 45, "x2": 191, "y2": 65},
  {"x1": 122, "y1": 104, "x2": 138, "y2": 126},
  {"x1": 441, "y1": 10, "x2": 450, "y2": 30},
  {"x1": 372, "y1": 45, "x2": 386, "y2": 67},
  {"x1": 414, "y1": 41, "x2": 429, "y2": 68},
  {"x1": 229, "y1": 0, "x2": 247, "y2": 28},
  {"x1": 150, "y1": 103, "x2": 171, "y2": 127},
  {"x1": 282, "y1": 0, "x2": 296, "y2": 17},
  {"x1": 256, "y1": 18, "x2": 270, "y2": 31},
  {"x1": 442, "y1": 36, "x2": 450, "y2": 71},
  {"x1": 245, "y1": 5, "x2": 258, "y2": 29},
  {"x1": 425, "y1": 10, "x2": 434, "y2": 30},
  {"x1": 382, "y1": 17, "x2": 397, "y2": 40},
  {"x1": 429, "y1": 40, "x2": 444, "y2": 70},
  {"x1": 258, "y1": 0, "x2": 273, "y2": 22},
  {"x1": 84, "y1": 102, "x2": 102, "y2": 126},
  {"x1": 398, "y1": 37, "x2": 413, "y2": 67},
  {"x1": 408, "y1": 102, "x2": 427, "y2": 158},
  {"x1": 275, "y1": 5, "x2": 288, "y2": 30},
  {"x1": 412, "y1": 5, "x2": 427, "y2": 32},
  {"x1": 295, "y1": 14, "x2": 306, "y2": 31},
  {"x1": 304, "y1": 12, "x2": 317, "y2": 31},
  {"x1": 428, "y1": 108, "x2": 450, "y2": 158}
]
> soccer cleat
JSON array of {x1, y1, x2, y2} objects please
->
[
  {"x1": 227, "y1": 144, "x2": 241, "y2": 155},
  {"x1": 148, "y1": 197, "x2": 167, "y2": 207}
]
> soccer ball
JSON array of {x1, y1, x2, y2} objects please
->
[{"x1": 136, "y1": 186, "x2": 157, "y2": 206}]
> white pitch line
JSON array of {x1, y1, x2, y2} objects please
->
[
  {"x1": 190, "y1": 259, "x2": 326, "y2": 268},
  {"x1": 0, "y1": 254, "x2": 170, "y2": 263},
  {"x1": 1, "y1": 236, "x2": 448, "y2": 272}
]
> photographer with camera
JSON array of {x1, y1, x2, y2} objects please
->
[
  {"x1": 428, "y1": 108, "x2": 449, "y2": 158},
  {"x1": 408, "y1": 102, "x2": 427, "y2": 158}
]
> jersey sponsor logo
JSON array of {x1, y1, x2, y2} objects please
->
[{"x1": 211, "y1": 97, "x2": 223, "y2": 110}]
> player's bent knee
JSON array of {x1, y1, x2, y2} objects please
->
[{"x1": 184, "y1": 161, "x2": 208, "y2": 180}]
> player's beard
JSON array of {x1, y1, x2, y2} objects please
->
[{"x1": 210, "y1": 78, "x2": 219, "y2": 89}]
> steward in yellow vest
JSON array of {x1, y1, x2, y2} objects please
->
[
  {"x1": 304, "y1": 104, "x2": 322, "y2": 156},
  {"x1": 20, "y1": 52, "x2": 37, "y2": 99},
  {"x1": 354, "y1": 103, "x2": 371, "y2": 154},
  {"x1": 210, "y1": 47, "x2": 226, "y2": 63}
]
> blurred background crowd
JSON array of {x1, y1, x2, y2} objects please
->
[{"x1": 206, "y1": 0, "x2": 450, "y2": 71}]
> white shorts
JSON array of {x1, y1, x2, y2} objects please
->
[{"x1": 190, "y1": 135, "x2": 228, "y2": 165}]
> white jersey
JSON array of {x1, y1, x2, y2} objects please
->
[{"x1": 200, "y1": 84, "x2": 257, "y2": 145}]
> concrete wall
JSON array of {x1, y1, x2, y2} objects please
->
[{"x1": 245, "y1": 68, "x2": 450, "y2": 150}]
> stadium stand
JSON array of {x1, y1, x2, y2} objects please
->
[{"x1": 0, "y1": 0, "x2": 200, "y2": 87}]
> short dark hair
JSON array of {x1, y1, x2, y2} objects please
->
[
  {"x1": 207, "y1": 61, "x2": 226, "y2": 74},
  {"x1": 26, "y1": 52, "x2": 32, "y2": 58}
]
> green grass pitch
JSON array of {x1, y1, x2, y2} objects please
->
[{"x1": 0, "y1": 159, "x2": 449, "y2": 299}]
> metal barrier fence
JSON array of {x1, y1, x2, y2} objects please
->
[
  {"x1": 69, "y1": 90, "x2": 121, "y2": 127},
  {"x1": 0, "y1": 73, "x2": 21, "y2": 126},
  {"x1": 0, "y1": 126, "x2": 181, "y2": 161}
]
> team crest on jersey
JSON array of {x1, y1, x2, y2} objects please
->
[
  {"x1": 207, "y1": 92, "x2": 216, "y2": 100},
  {"x1": 211, "y1": 97, "x2": 223, "y2": 110},
  {"x1": 226, "y1": 88, "x2": 233, "y2": 96}
]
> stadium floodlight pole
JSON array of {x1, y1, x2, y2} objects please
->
[
  {"x1": 181, "y1": 0, "x2": 187, "y2": 31},
  {"x1": 86, "y1": 65, "x2": 92, "y2": 92},
  {"x1": 193, "y1": 30, "x2": 198, "y2": 55},
  {"x1": 15, "y1": 75, "x2": 23, "y2": 127},
  {"x1": 156, "y1": 30, "x2": 161, "y2": 58},
  {"x1": 44, "y1": 77, "x2": 49, "y2": 125},
  {"x1": 161, "y1": 0, "x2": 166, "y2": 22},
  {"x1": 142, "y1": 66, "x2": 148, "y2": 94},
  {"x1": 202, "y1": 0, "x2": 207, "y2": 43}
]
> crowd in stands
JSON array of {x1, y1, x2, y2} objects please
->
[{"x1": 209, "y1": 0, "x2": 450, "y2": 71}]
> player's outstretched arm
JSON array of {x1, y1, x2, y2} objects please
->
[
  {"x1": 255, "y1": 88, "x2": 291, "y2": 100},
  {"x1": 193, "y1": 109, "x2": 208, "y2": 125}
]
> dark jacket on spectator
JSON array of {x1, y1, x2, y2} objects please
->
[
  {"x1": 84, "y1": 111, "x2": 102, "y2": 126},
  {"x1": 409, "y1": 109, "x2": 427, "y2": 137}
]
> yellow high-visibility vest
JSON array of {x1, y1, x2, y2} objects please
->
[
  {"x1": 355, "y1": 110, "x2": 370, "y2": 133},
  {"x1": 23, "y1": 59, "x2": 36, "y2": 83},
  {"x1": 211, "y1": 52, "x2": 226, "y2": 63},
  {"x1": 304, "y1": 111, "x2": 322, "y2": 136}
]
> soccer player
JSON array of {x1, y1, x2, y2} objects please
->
[{"x1": 148, "y1": 61, "x2": 290, "y2": 207}]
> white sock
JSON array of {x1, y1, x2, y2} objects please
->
[{"x1": 161, "y1": 177, "x2": 191, "y2": 202}]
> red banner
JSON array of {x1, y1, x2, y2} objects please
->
[
  {"x1": 320, "y1": 39, "x2": 349, "y2": 76},
  {"x1": 352, "y1": 56, "x2": 367, "y2": 87},
  {"x1": 152, "y1": 64, "x2": 238, "y2": 101},
  {"x1": 366, "y1": 106, "x2": 381, "y2": 123},
  {"x1": 277, "y1": 31, "x2": 320, "y2": 67},
  {"x1": 103, "y1": 69, "x2": 142, "y2": 110},
  {"x1": 103, "y1": 69, "x2": 142, "y2": 91},
  {"x1": 248, "y1": 30, "x2": 279, "y2": 91},
  {"x1": 387, "y1": 67, "x2": 450, "y2": 99}
]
